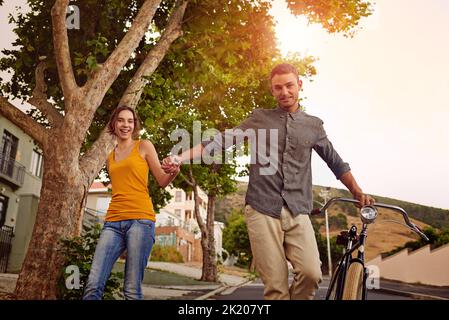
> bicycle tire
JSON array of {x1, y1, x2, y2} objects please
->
[{"x1": 342, "y1": 262, "x2": 364, "y2": 300}]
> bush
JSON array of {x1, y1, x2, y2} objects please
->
[
  {"x1": 328, "y1": 213, "x2": 348, "y2": 230},
  {"x1": 338, "y1": 202, "x2": 358, "y2": 216},
  {"x1": 383, "y1": 227, "x2": 449, "y2": 257},
  {"x1": 57, "y1": 224, "x2": 124, "y2": 300},
  {"x1": 313, "y1": 221, "x2": 345, "y2": 274},
  {"x1": 222, "y1": 209, "x2": 252, "y2": 268},
  {"x1": 150, "y1": 245, "x2": 184, "y2": 263}
]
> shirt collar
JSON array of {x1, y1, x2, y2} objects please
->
[{"x1": 275, "y1": 105, "x2": 303, "y2": 120}]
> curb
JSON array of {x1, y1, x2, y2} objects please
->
[
  {"x1": 376, "y1": 287, "x2": 449, "y2": 300},
  {"x1": 195, "y1": 279, "x2": 254, "y2": 300}
]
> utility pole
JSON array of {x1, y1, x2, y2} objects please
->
[{"x1": 319, "y1": 187, "x2": 333, "y2": 278}]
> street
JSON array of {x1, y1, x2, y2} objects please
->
[{"x1": 212, "y1": 275, "x2": 413, "y2": 300}]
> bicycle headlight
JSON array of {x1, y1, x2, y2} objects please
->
[{"x1": 360, "y1": 205, "x2": 378, "y2": 224}]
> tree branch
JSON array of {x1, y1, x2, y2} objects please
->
[
  {"x1": 189, "y1": 166, "x2": 207, "y2": 232},
  {"x1": 119, "y1": 0, "x2": 188, "y2": 108},
  {"x1": 79, "y1": 0, "x2": 188, "y2": 182},
  {"x1": 79, "y1": 126, "x2": 115, "y2": 183},
  {"x1": 51, "y1": 0, "x2": 77, "y2": 98},
  {"x1": 28, "y1": 60, "x2": 64, "y2": 127},
  {"x1": 0, "y1": 96, "x2": 47, "y2": 148},
  {"x1": 83, "y1": 0, "x2": 163, "y2": 109}
]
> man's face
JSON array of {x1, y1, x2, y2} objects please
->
[{"x1": 270, "y1": 73, "x2": 302, "y2": 110}]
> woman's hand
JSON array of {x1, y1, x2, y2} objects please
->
[{"x1": 162, "y1": 155, "x2": 181, "y2": 175}]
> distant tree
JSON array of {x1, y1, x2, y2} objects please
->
[
  {"x1": 222, "y1": 209, "x2": 252, "y2": 268},
  {"x1": 328, "y1": 213, "x2": 348, "y2": 230},
  {"x1": 383, "y1": 227, "x2": 449, "y2": 257}
]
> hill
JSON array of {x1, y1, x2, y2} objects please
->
[{"x1": 215, "y1": 181, "x2": 449, "y2": 261}]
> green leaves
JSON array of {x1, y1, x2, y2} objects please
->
[
  {"x1": 286, "y1": 0, "x2": 373, "y2": 36},
  {"x1": 57, "y1": 224, "x2": 124, "y2": 300},
  {"x1": 222, "y1": 209, "x2": 252, "y2": 267}
]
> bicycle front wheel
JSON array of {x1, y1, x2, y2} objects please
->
[{"x1": 342, "y1": 261, "x2": 364, "y2": 300}]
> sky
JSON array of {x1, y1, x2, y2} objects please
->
[
  {"x1": 1, "y1": 0, "x2": 448, "y2": 209},
  {"x1": 268, "y1": 0, "x2": 449, "y2": 209}
]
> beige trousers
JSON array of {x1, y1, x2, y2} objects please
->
[{"x1": 244, "y1": 204, "x2": 322, "y2": 300}]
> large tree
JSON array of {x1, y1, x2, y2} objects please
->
[
  {"x1": 0, "y1": 0, "x2": 372, "y2": 299},
  {"x1": 1, "y1": 0, "x2": 189, "y2": 300}
]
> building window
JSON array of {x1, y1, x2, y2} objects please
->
[
  {"x1": 30, "y1": 150, "x2": 43, "y2": 178},
  {"x1": 0, "y1": 130, "x2": 19, "y2": 177},
  {"x1": 185, "y1": 210, "x2": 192, "y2": 220},
  {"x1": 175, "y1": 209, "x2": 181, "y2": 217},
  {"x1": 0, "y1": 195, "x2": 8, "y2": 227},
  {"x1": 175, "y1": 190, "x2": 182, "y2": 202},
  {"x1": 186, "y1": 192, "x2": 192, "y2": 201}
]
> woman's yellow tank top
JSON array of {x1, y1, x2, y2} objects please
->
[{"x1": 105, "y1": 140, "x2": 156, "y2": 222}]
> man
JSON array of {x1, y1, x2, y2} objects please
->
[{"x1": 162, "y1": 63, "x2": 374, "y2": 300}]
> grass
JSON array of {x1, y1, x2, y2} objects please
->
[{"x1": 112, "y1": 261, "x2": 216, "y2": 286}]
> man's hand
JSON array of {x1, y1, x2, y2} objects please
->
[
  {"x1": 339, "y1": 171, "x2": 375, "y2": 208},
  {"x1": 353, "y1": 191, "x2": 375, "y2": 208},
  {"x1": 161, "y1": 155, "x2": 181, "y2": 175}
]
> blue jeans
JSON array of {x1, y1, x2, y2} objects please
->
[{"x1": 82, "y1": 219, "x2": 155, "y2": 300}]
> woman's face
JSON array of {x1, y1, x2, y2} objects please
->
[{"x1": 114, "y1": 110, "x2": 135, "y2": 140}]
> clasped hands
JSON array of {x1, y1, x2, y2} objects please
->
[{"x1": 161, "y1": 155, "x2": 182, "y2": 175}]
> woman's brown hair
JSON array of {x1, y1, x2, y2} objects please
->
[{"x1": 107, "y1": 105, "x2": 141, "y2": 140}]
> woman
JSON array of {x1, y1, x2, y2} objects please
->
[{"x1": 82, "y1": 105, "x2": 179, "y2": 300}]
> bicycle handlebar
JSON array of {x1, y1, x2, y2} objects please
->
[{"x1": 311, "y1": 197, "x2": 429, "y2": 241}]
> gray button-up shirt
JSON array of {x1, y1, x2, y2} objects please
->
[{"x1": 202, "y1": 106, "x2": 351, "y2": 218}]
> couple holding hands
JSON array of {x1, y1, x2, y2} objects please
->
[{"x1": 82, "y1": 63, "x2": 374, "y2": 300}]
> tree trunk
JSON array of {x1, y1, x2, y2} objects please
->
[
  {"x1": 202, "y1": 194, "x2": 217, "y2": 282},
  {"x1": 1, "y1": 0, "x2": 188, "y2": 299},
  {"x1": 14, "y1": 136, "x2": 89, "y2": 299},
  {"x1": 189, "y1": 169, "x2": 217, "y2": 282}
]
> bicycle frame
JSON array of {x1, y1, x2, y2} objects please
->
[{"x1": 325, "y1": 224, "x2": 369, "y2": 300}]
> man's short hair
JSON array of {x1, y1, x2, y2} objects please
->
[{"x1": 270, "y1": 63, "x2": 299, "y2": 80}]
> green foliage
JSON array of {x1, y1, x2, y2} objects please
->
[
  {"x1": 150, "y1": 245, "x2": 184, "y2": 263},
  {"x1": 337, "y1": 201, "x2": 358, "y2": 216},
  {"x1": 287, "y1": 0, "x2": 373, "y2": 36},
  {"x1": 222, "y1": 209, "x2": 252, "y2": 268},
  {"x1": 328, "y1": 213, "x2": 348, "y2": 230},
  {"x1": 311, "y1": 216, "x2": 345, "y2": 274},
  {"x1": 383, "y1": 227, "x2": 449, "y2": 257},
  {"x1": 57, "y1": 224, "x2": 124, "y2": 300}
]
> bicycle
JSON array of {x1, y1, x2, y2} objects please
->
[{"x1": 311, "y1": 197, "x2": 429, "y2": 300}]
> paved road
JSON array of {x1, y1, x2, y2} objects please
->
[{"x1": 213, "y1": 275, "x2": 413, "y2": 300}]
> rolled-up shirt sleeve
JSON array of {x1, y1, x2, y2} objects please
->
[{"x1": 313, "y1": 121, "x2": 351, "y2": 179}]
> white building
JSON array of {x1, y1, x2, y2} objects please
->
[{"x1": 164, "y1": 186, "x2": 224, "y2": 258}]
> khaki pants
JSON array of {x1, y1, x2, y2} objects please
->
[{"x1": 244, "y1": 204, "x2": 322, "y2": 300}]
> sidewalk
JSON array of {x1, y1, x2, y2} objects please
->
[
  {"x1": 143, "y1": 262, "x2": 250, "y2": 300},
  {"x1": 0, "y1": 263, "x2": 250, "y2": 300},
  {"x1": 377, "y1": 278, "x2": 449, "y2": 300}
]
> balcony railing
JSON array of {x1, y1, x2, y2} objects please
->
[{"x1": 0, "y1": 153, "x2": 25, "y2": 188}]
